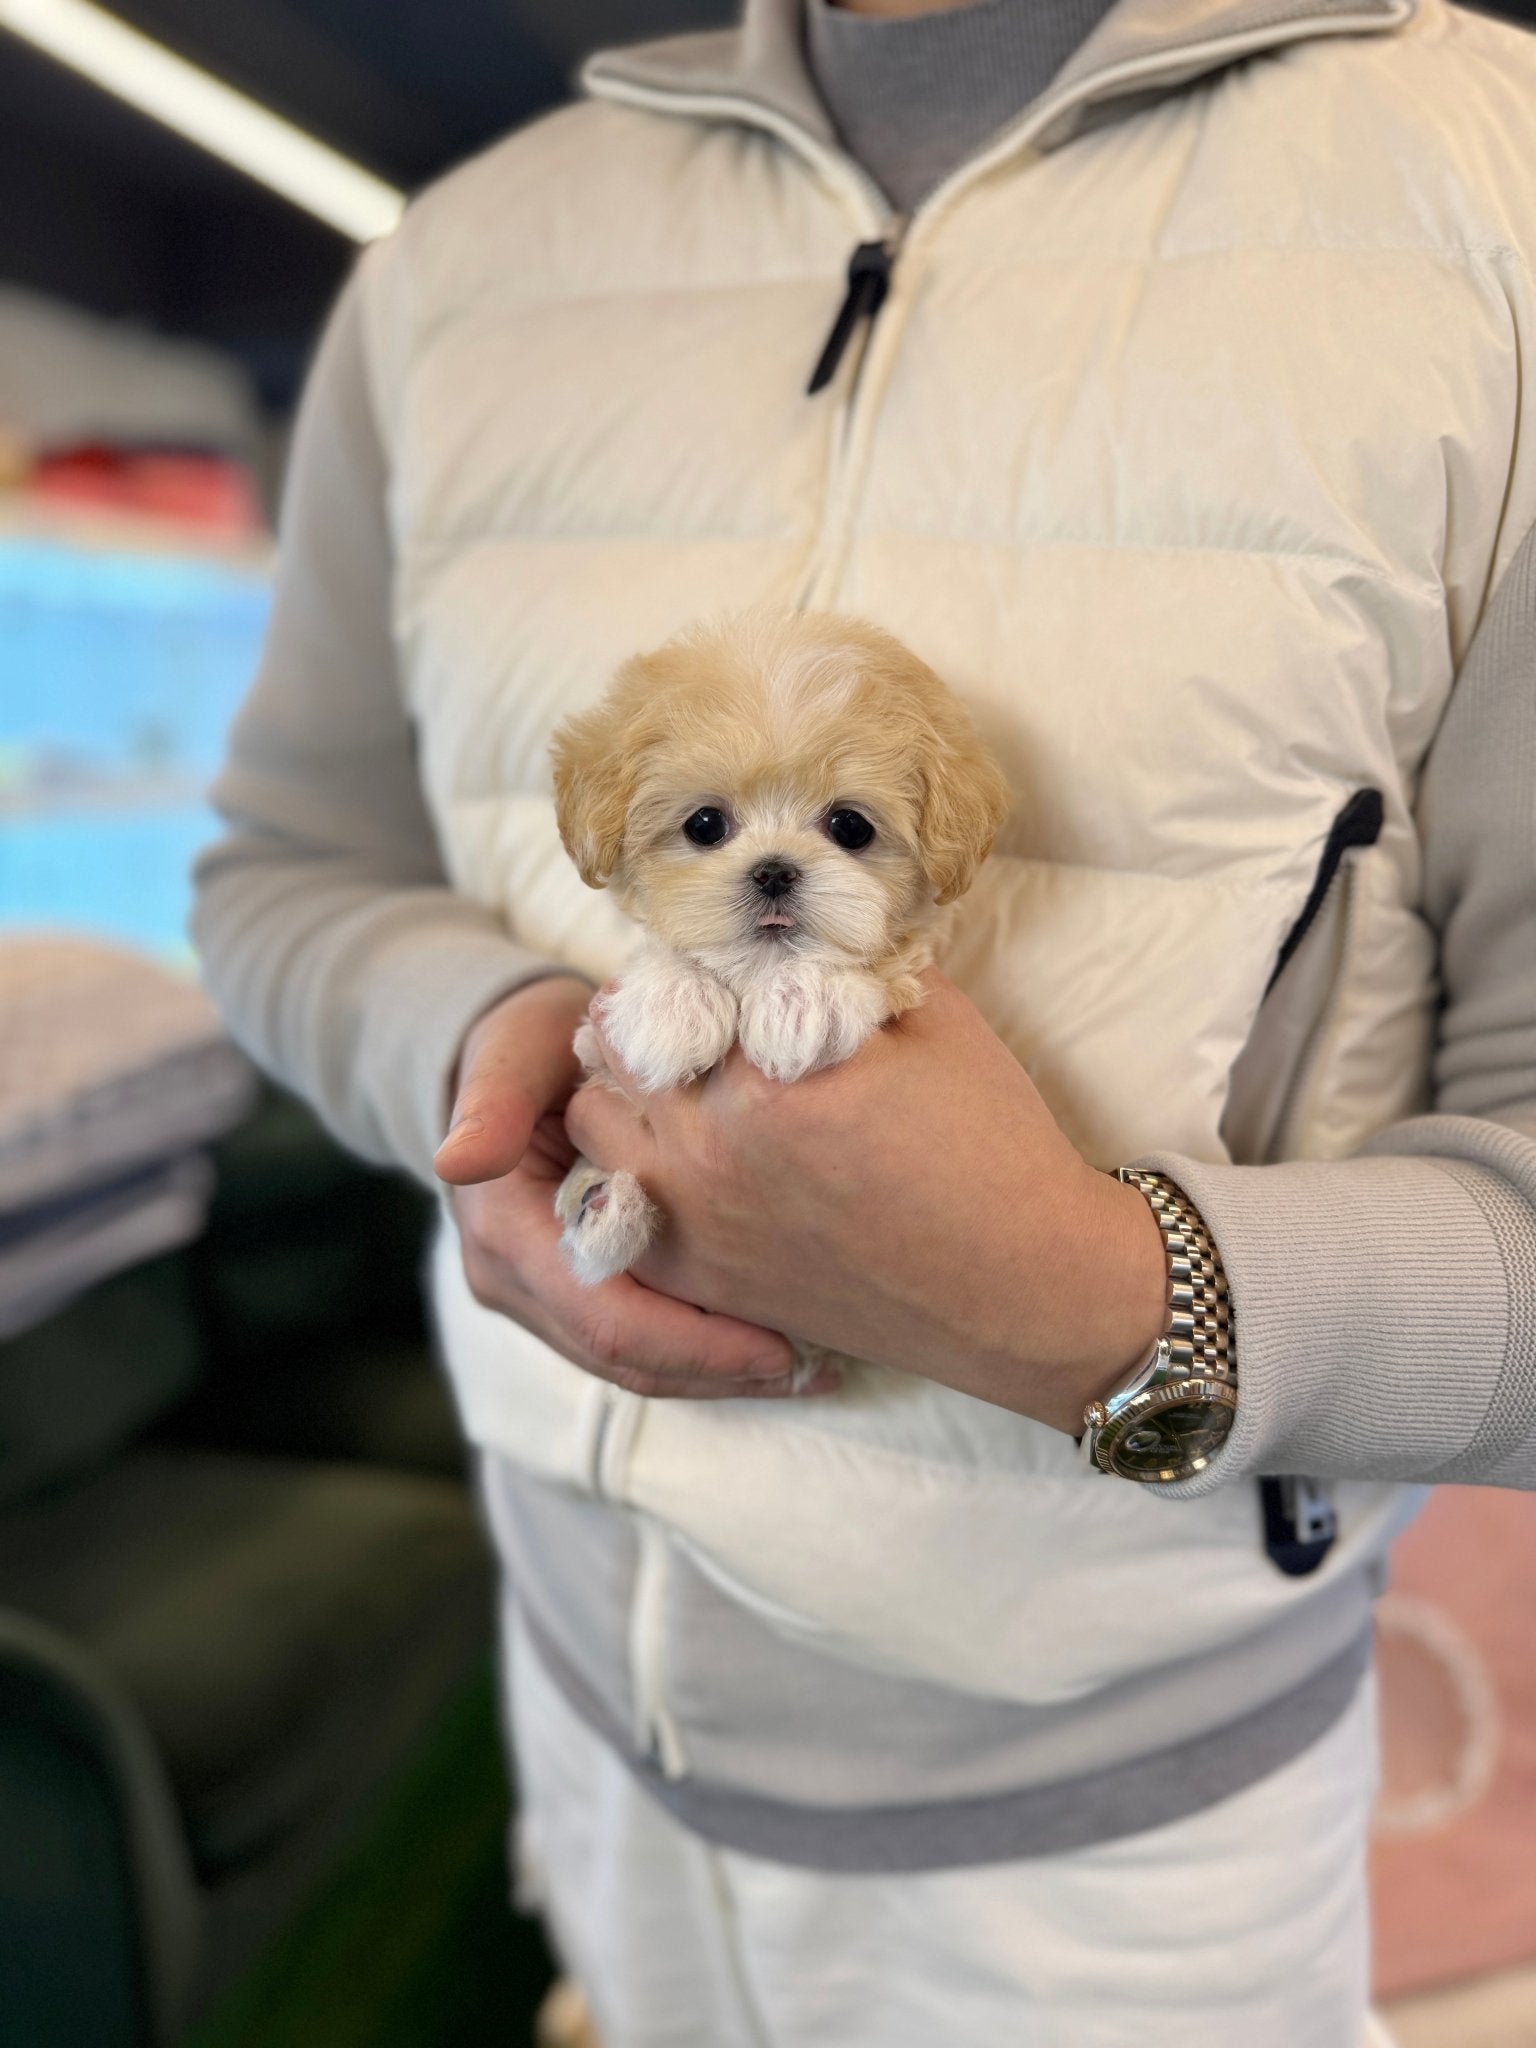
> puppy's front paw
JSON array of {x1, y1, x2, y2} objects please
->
[
  {"x1": 737, "y1": 966, "x2": 890, "y2": 1082},
  {"x1": 597, "y1": 968, "x2": 737, "y2": 1092},
  {"x1": 555, "y1": 1163, "x2": 659, "y2": 1285}
]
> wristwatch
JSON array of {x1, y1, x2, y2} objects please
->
[{"x1": 1080, "y1": 1169, "x2": 1238, "y2": 1484}]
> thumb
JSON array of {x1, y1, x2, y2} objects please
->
[{"x1": 434, "y1": 978, "x2": 589, "y2": 1186}]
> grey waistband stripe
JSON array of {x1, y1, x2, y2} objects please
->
[{"x1": 516, "y1": 1602, "x2": 1373, "y2": 1874}]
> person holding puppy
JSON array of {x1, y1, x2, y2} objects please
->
[{"x1": 194, "y1": 0, "x2": 1536, "y2": 2040}]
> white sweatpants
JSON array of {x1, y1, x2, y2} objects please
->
[{"x1": 506, "y1": 1603, "x2": 1395, "y2": 2048}]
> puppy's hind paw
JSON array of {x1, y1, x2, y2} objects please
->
[
  {"x1": 789, "y1": 1342, "x2": 845, "y2": 1394},
  {"x1": 556, "y1": 1166, "x2": 660, "y2": 1285}
]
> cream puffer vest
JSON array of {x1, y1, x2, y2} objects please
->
[{"x1": 361, "y1": 0, "x2": 1536, "y2": 1703}]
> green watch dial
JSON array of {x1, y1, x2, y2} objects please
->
[{"x1": 1096, "y1": 1380, "x2": 1238, "y2": 1483}]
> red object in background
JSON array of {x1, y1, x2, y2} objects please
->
[
  {"x1": 1370, "y1": 1486, "x2": 1536, "y2": 1999},
  {"x1": 27, "y1": 441, "x2": 263, "y2": 536}
]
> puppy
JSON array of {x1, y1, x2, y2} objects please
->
[{"x1": 549, "y1": 607, "x2": 1010, "y2": 1288}]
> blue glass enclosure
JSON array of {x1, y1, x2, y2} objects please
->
[{"x1": 0, "y1": 535, "x2": 270, "y2": 962}]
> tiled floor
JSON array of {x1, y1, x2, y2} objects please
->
[
  {"x1": 1384, "y1": 1965, "x2": 1536, "y2": 2048},
  {"x1": 538, "y1": 1972, "x2": 1536, "y2": 2048}
]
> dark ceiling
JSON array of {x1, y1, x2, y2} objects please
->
[
  {"x1": 0, "y1": 0, "x2": 1531, "y2": 411},
  {"x1": 0, "y1": 0, "x2": 733, "y2": 407}
]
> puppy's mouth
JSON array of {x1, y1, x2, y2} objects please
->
[{"x1": 755, "y1": 911, "x2": 796, "y2": 932}]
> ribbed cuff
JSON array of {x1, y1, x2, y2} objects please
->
[{"x1": 1124, "y1": 1145, "x2": 1516, "y2": 1499}]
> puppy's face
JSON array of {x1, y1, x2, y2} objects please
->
[
  {"x1": 619, "y1": 744, "x2": 922, "y2": 970},
  {"x1": 552, "y1": 611, "x2": 1010, "y2": 972}
]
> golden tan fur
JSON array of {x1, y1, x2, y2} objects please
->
[
  {"x1": 547, "y1": 610, "x2": 1011, "y2": 1285},
  {"x1": 551, "y1": 610, "x2": 1010, "y2": 1010}
]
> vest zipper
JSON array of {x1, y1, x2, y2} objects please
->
[
  {"x1": 628, "y1": 1518, "x2": 689, "y2": 1779},
  {"x1": 795, "y1": 217, "x2": 908, "y2": 609},
  {"x1": 581, "y1": 1386, "x2": 688, "y2": 1777},
  {"x1": 806, "y1": 236, "x2": 899, "y2": 395},
  {"x1": 583, "y1": 1378, "x2": 643, "y2": 1502},
  {"x1": 582, "y1": 1385, "x2": 686, "y2": 1769},
  {"x1": 586, "y1": 1383, "x2": 617, "y2": 1497}
]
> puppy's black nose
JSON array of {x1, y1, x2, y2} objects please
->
[{"x1": 752, "y1": 858, "x2": 799, "y2": 899}]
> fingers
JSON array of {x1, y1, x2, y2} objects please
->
[
  {"x1": 435, "y1": 976, "x2": 591, "y2": 1186},
  {"x1": 435, "y1": 1088, "x2": 539, "y2": 1188},
  {"x1": 513, "y1": 1174, "x2": 789, "y2": 1381},
  {"x1": 568, "y1": 1275, "x2": 803, "y2": 1392},
  {"x1": 454, "y1": 1172, "x2": 824, "y2": 1400},
  {"x1": 563, "y1": 1067, "x2": 655, "y2": 1172},
  {"x1": 584, "y1": 1358, "x2": 845, "y2": 1402}
]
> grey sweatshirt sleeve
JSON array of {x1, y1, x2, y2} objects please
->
[
  {"x1": 190, "y1": 251, "x2": 566, "y2": 1187},
  {"x1": 1141, "y1": 521, "x2": 1536, "y2": 1499}
]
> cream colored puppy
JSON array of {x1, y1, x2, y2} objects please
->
[{"x1": 549, "y1": 607, "x2": 1010, "y2": 1286}]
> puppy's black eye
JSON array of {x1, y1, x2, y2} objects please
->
[
  {"x1": 683, "y1": 807, "x2": 730, "y2": 846},
  {"x1": 826, "y1": 808, "x2": 875, "y2": 851}
]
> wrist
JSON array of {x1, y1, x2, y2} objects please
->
[
  {"x1": 1080, "y1": 1169, "x2": 1238, "y2": 1482},
  {"x1": 1034, "y1": 1166, "x2": 1169, "y2": 1435}
]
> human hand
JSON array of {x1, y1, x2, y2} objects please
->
[
  {"x1": 565, "y1": 971, "x2": 1168, "y2": 1433},
  {"x1": 433, "y1": 974, "x2": 808, "y2": 1400}
]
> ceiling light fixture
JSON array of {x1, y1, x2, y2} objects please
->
[{"x1": 0, "y1": 0, "x2": 406, "y2": 242}]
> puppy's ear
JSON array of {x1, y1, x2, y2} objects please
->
[
  {"x1": 916, "y1": 708, "x2": 1012, "y2": 906},
  {"x1": 551, "y1": 665, "x2": 650, "y2": 889}
]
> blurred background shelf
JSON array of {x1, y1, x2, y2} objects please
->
[{"x1": 0, "y1": 1078, "x2": 555, "y2": 2048}]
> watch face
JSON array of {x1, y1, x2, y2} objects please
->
[{"x1": 1101, "y1": 1382, "x2": 1237, "y2": 1483}]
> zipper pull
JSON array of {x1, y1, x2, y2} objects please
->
[
  {"x1": 806, "y1": 237, "x2": 895, "y2": 396},
  {"x1": 1264, "y1": 786, "x2": 1384, "y2": 995}
]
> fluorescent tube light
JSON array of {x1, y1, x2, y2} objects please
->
[{"x1": 0, "y1": 0, "x2": 406, "y2": 242}]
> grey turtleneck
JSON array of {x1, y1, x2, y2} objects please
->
[{"x1": 804, "y1": 0, "x2": 1120, "y2": 211}]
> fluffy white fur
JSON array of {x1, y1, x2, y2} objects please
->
[{"x1": 548, "y1": 607, "x2": 1010, "y2": 1290}]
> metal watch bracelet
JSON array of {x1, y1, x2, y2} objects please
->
[{"x1": 1080, "y1": 1169, "x2": 1237, "y2": 1483}]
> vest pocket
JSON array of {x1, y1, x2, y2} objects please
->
[
  {"x1": 1264, "y1": 789, "x2": 1384, "y2": 998},
  {"x1": 936, "y1": 853, "x2": 1304, "y2": 1169},
  {"x1": 1271, "y1": 849, "x2": 1370, "y2": 1161},
  {"x1": 1220, "y1": 787, "x2": 1438, "y2": 1166}
]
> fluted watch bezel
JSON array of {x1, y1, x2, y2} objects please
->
[
  {"x1": 1080, "y1": 1169, "x2": 1238, "y2": 1485},
  {"x1": 1081, "y1": 1337, "x2": 1239, "y2": 1483}
]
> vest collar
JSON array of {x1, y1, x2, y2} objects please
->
[{"x1": 583, "y1": 0, "x2": 1416, "y2": 219}]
